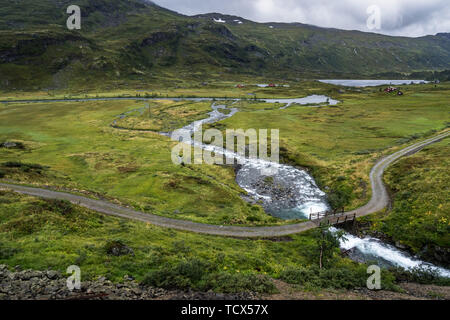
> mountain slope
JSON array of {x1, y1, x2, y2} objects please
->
[{"x1": 0, "y1": 0, "x2": 449, "y2": 90}]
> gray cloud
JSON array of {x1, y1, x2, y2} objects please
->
[{"x1": 153, "y1": 0, "x2": 450, "y2": 37}]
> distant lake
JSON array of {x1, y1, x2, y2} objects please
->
[{"x1": 318, "y1": 79, "x2": 428, "y2": 87}]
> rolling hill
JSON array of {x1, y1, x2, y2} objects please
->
[{"x1": 0, "y1": 0, "x2": 449, "y2": 90}]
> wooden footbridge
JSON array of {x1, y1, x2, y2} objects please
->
[{"x1": 309, "y1": 208, "x2": 357, "y2": 227}]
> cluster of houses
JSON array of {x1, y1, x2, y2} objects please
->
[{"x1": 384, "y1": 86, "x2": 404, "y2": 95}]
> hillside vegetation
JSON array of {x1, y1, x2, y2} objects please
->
[
  {"x1": 1, "y1": 0, "x2": 450, "y2": 91},
  {"x1": 359, "y1": 139, "x2": 450, "y2": 267}
]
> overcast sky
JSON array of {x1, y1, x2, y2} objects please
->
[{"x1": 153, "y1": 0, "x2": 450, "y2": 37}]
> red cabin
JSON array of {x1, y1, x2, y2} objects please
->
[{"x1": 384, "y1": 87, "x2": 397, "y2": 93}]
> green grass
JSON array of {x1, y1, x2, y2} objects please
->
[
  {"x1": 112, "y1": 100, "x2": 214, "y2": 132},
  {"x1": 0, "y1": 99, "x2": 279, "y2": 226},
  {"x1": 1, "y1": 0, "x2": 449, "y2": 91},
  {"x1": 0, "y1": 82, "x2": 449, "y2": 224},
  {"x1": 207, "y1": 82, "x2": 450, "y2": 210},
  {"x1": 0, "y1": 82, "x2": 448, "y2": 292},
  {"x1": 0, "y1": 190, "x2": 375, "y2": 292},
  {"x1": 360, "y1": 139, "x2": 450, "y2": 264}
]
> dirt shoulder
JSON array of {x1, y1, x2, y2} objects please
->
[{"x1": 262, "y1": 280, "x2": 450, "y2": 300}]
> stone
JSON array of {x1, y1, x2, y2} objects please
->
[
  {"x1": 105, "y1": 240, "x2": 134, "y2": 257},
  {"x1": 395, "y1": 241, "x2": 407, "y2": 249},
  {"x1": 0, "y1": 267, "x2": 257, "y2": 300},
  {"x1": 46, "y1": 270, "x2": 59, "y2": 280}
]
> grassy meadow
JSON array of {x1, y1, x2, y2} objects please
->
[
  {"x1": 0, "y1": 99, "x2": 275, "y2": 226},
  {"x1": 0, "y1": 190, "x2": 396, "y2": 292},
  {"x1": 208, "y1": 82, "x2": 450, "y2": 210},
  {"x1": 0, "y1": 81, "x2": 449, "y2": 223},
  {"x1": 0, "y1": 80, "x2": 449, "y2": 292},
  {"x1": 360, "y1": 138, "x2": 450, "y2": 264}
]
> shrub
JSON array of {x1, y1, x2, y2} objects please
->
[
  {"x1": 2, "y1": 161, "x2": 44, "y2": 173},
  {"x1": 280, "y1": 265, "x2": 399, "y2": 290},
  {"x1": 3, "y1": 161, "x2": 22, "y2": 168},
  {"x1": 0, "y1": 170, "x2": 5, "y2": 178},
  {"x1": 247, "y1": 216, "x2": 261, "y2": 222},
  {"x1": 389, "y1": 266, "x2": 450, "y2": 286},
  {"x1": 105, "y1": 240, "x2": 134, "y2": 257},
  {"x1": 142, "y1": 258, "x2": 212, "y2": 290},
  {"x1": 0, "y1": 245, "x2": 19, "y2": 259},
  {"x1": 328, "y1": 183, "x2": 354, "y2": 210},
  {"x1": 203, "y1": 272, "x2": 276, "y2": 294},
  {"x1": 142, "y1": 258, "x2": 277, "y2": 294},
  {"x1": 42, "y1": 199, "x2": 74, "y2": 215},
  {"x1": 279, "y1": 265, "x2": 367, "y2": 290}
]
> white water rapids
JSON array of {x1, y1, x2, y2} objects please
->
[{"x1": 331, "y1": 228, "x2": 450, "y2": 278}]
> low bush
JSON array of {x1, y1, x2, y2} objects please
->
[
  {"x1": 42, "y1": 199, "x2": 73, "y2": 215},
  {"x1": 142, "y1": 258, "x2": 212, "y2": 290},
  {"x1": 2, "y1": 161, "x2": 45, "y2": 173},
  {"x1": 0, "y1": 245, "x2": 19, "y2": 259},
  {"x1": 389, "y1": 266, "x2": 450, "y2": 286},
  {"x1": 280, "y1": 265, "x2": 399, "y2": 291},
  {"x1": 104, "y1": 240, "x2": 134, "y2": 256},
  {"x1": 247, "y1": 216, "x2": 261, "y2": 222},
  {"x1": 327, "y1": 182, "x2": 354, "y2": 210},
  {"x1": 142, "y1": 258, "x2": 276, "y2": 293},
  {"x1": 203, "y1": 272, "x2": 276, "y2": 293},
  {"x1": 3, "y1": 161, "x2": 22, "y2": 168},
  {"x1": 280, "y1": 265, "x2": 367, "y2": 290}
]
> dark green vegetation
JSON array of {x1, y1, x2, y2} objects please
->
[
  {"x1": 279, "y1": 265, "x2": 396, "y2": 290},
  {"x1": 0, "y1": 190, "x2": 394, "y2": 293},
  {"x1": 359, "y1": 139, "x2": 450, "y2": 267},
  {"x1": 1, "y1": 0, "x2": 450, "y2": 91}
]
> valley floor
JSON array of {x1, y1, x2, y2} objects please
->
[{"x1": 1, "y1": 80, "x2": 449, "y2": 297}]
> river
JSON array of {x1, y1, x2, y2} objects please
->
[{"x1": 155, "y1": 97, "x2": 449, "y2": 278}]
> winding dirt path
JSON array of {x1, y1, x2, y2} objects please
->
[{"x1": 1, "y1": 131, "x2": 448, "y2": 238}]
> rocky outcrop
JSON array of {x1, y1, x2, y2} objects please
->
[{"x1": 0, "y1": 265, "x2": 257, "y2": 300}]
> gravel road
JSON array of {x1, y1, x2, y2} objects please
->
[{"x1": 1, "y1": 131, "x2": 448, "y2": 238}]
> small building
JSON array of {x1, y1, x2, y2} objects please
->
[
  {"x1": 268, "y1": 83, "x2": 276, "y2": 87},
  {"x1": 384, "y1": 87, "x2": 397, "y2": 93},
  {"x1": 236, "y1": 84, "x2": 245, "y2": 88}
]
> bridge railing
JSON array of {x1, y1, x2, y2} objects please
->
[
  {"x1": 309, "y1": 208, "x2": 357, "y2": 226},
  {"x1": 308, "y1": 207, "x2": 346, "y2": 221},
  {"x1": 317, "y1": 213, "x2": 357, "y2": 227}
]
